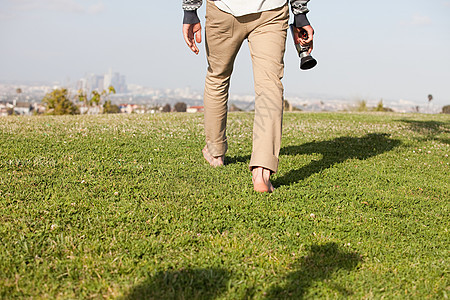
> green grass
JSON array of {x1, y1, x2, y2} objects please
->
[{"x1": 0, "y1": 112, "x2": 448, "y2": 299}]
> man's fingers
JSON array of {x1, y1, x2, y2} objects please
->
[
  {"x1": 191, "y1": 43, "x2": 199, "y2": 54},
  {"x1": 182, "y1": 23, "x2": 200, "y2": 55},
  {"x1": 308, "y1": 42, "x2": 313, "y2": 53},
  {"x1": 302, "y1": 25, "x2": 314, "y2": 44},
  {"x1": 188, "y1": 36, "x2": 199, "y2": 54},
  {"x1": 183, "y1": 35, "x2": 193, "y2": 49},
  {"x1": 293, "y1": 27, "x2": 302, "y2": 44},
  {"x1": 182, "y1": 25, "x2": 193, "y2": 47},
  {"x1": 191, "y1": 28, "x2": 199, "y2": 54},
  {"x1": 297, "y1": 25, "x2": 314, "y2": 50},
  {"x1": 195, "y1": 29, "x2": 202, "y2": 44}
]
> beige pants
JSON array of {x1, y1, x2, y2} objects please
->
[{"x1": 204, "y1": 1, "x2": 289, "y2": 173}]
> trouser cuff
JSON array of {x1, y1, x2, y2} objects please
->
[
  {"x1": 207, "y1": 141, "x2": 228, "y2": 157},
  {"x1": 249, "y1": 153, "x2": 279, "y2": 174}
]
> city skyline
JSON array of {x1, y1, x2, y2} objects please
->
[
  {"x1": 0, "y1": 75, "x2": 444, "y2": 114},
  {"x1": 0, "y1": 0, "x2": 449, "y2": 108},
  {"x1": 77, "y1": 69, "x2": 127, "y2": 94}
]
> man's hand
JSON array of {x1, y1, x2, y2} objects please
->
[
  {"x1": 183, "y1": 23, "x2": 202, "y2": 55},
  {"x1": 292, "y1": 25, "x2": 314, "y2": 54}
]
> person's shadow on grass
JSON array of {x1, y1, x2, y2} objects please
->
[
  {"x1": 273, "y1": 133, "x2": 401, "y2": 187},
  {"x1": 399, "y1": 119, "x2": 450, "y2": 144},
  {"x1": 264, "y1": 242, "x2": 362, "y2": 299},
  {"x1": 123, "y1": 268, "x2": 230, "y2": 300}
]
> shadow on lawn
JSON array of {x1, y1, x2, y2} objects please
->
[
  {"x1": 123, "y1": 268, "x2": 230, "y2": 300},
  {"x1": 399, "y1": 119, "x2": 450, "y2": 144},
  {"x1": 264, "y1": 242, "x2": 362, "y2": 299},
  {"x1": 273, "y1": 133, "x2": 401, "y2": 187}
]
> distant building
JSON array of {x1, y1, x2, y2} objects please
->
[
  {"x1": 34, "y1": 103, "x2": 46, "y2": 114},
  {"x1": 0, "y1": 102, "x2": 9, "y2": 116},
  {"x1": 0, "y1": 101, "x2": 38, "y2": 116},
  {"x1": 78, "y1": 69, "x2": 127, "y2": 94},
  {"x1": 119, "y1": 103, "x2": 139, "y2": 114},
  {"x1": 14, "y1": 102, "x2": 34, "y2": 115},
  {"x1": 187, "y1": 105, "x2": 204, "y2": 113},
  {"x1": 103, "y1": 69, "x2": 127, "y2": 93},
  {"x1": 77, "y1": 74, "x2": 104, "y2": 94},
  {"x1": 79, "y1": 104, "x2": 103, "y2": 115}
]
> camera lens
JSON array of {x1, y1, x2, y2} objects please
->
[{"x1": 300, "y1": 56, "x2": 317, "y2": 70}]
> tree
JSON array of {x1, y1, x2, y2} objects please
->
[
  {"x1": 16, "y1": 88, "x2": 22, "y2": 101},
  {"x1": 162, "y1": 104, "x2": 171, "y2": 113},
  {"x1": 15, "y1": 88, "x2": 22, "y2": 107},
  {"x1": 426, "y1": 94, "x2": 434, "y2": 113},
  {"x1": 173, "y1": 102, "x2": 187, "y2": 112},
  {"x1": 229, "y1": 104, "x2": 243, "y2": 112},
  {"x1": 78, "y1": 86, "x2": 116, "y2": 114},
  {"x1": 373, "y1": 100, "x2": 393, "y2": 112},
  {"x1": 282, "y1": 99, "x2": 301, "y2": 112},
  {"x1": 375, "y1": 100, "x2": 384, "y2": 112},
  {"x1": 103, "y1": 100, "x2": 120, "y2": 114},
  {"x1": 356, "y1": 100, "x2": 367, "y2": 112},
  {"x1": 42, "y1": 88, "x2": 79, "y2": 115},
  {"x1": 6, "y1": 107, "x2": 15, "y2": 116},
  {"x1": 283, "y1": 99, "x2": 292, "y2": 111},
  {"x1": 442, "y1": 105, "x2": 450, "y2": 114}
]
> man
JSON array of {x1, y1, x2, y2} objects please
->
[{"x1": 182, "y1": 0, "x2": 314, "y2": 192}]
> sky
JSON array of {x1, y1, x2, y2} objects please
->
[{"x1": 0, "y1": 0, "x2": 450, "y2": 109}]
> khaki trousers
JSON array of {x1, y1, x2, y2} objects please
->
[{"x1": 204, "y1": 1, "x2": 289, "y2": 173}]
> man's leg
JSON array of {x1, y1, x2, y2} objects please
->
[
  {"x1": 203, "y1": 2, "x2": 245, "y2": 165},
  {"x1": 247, "y1": 4, "x2": 289, "y2": 191}
]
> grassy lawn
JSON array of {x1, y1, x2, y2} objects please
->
[{"x1": 0, "y1": 112, "x2": 448, "y2": 299}]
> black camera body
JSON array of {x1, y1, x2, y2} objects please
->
[{"x1": 290, "y1": 24, "x2": 317, "y2": 70}]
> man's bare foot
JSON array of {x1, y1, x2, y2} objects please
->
[
  {"x1": 202, "y1": 145, "x2": 224, "y2": 167},
  {"x1": 252, "y1": 167, "x2": 274, "y2": 193}
]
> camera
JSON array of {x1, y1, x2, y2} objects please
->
[{"x1": 290, "y1": 24, "x2": 317, "y2": 70}]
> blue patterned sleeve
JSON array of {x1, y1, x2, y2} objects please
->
[
  {"x1": 290, "y1": 0, "x2": 311, "y2": 27},
  {"x1": 182, "y1": 0, "x2": 202, "y2": 24}
]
